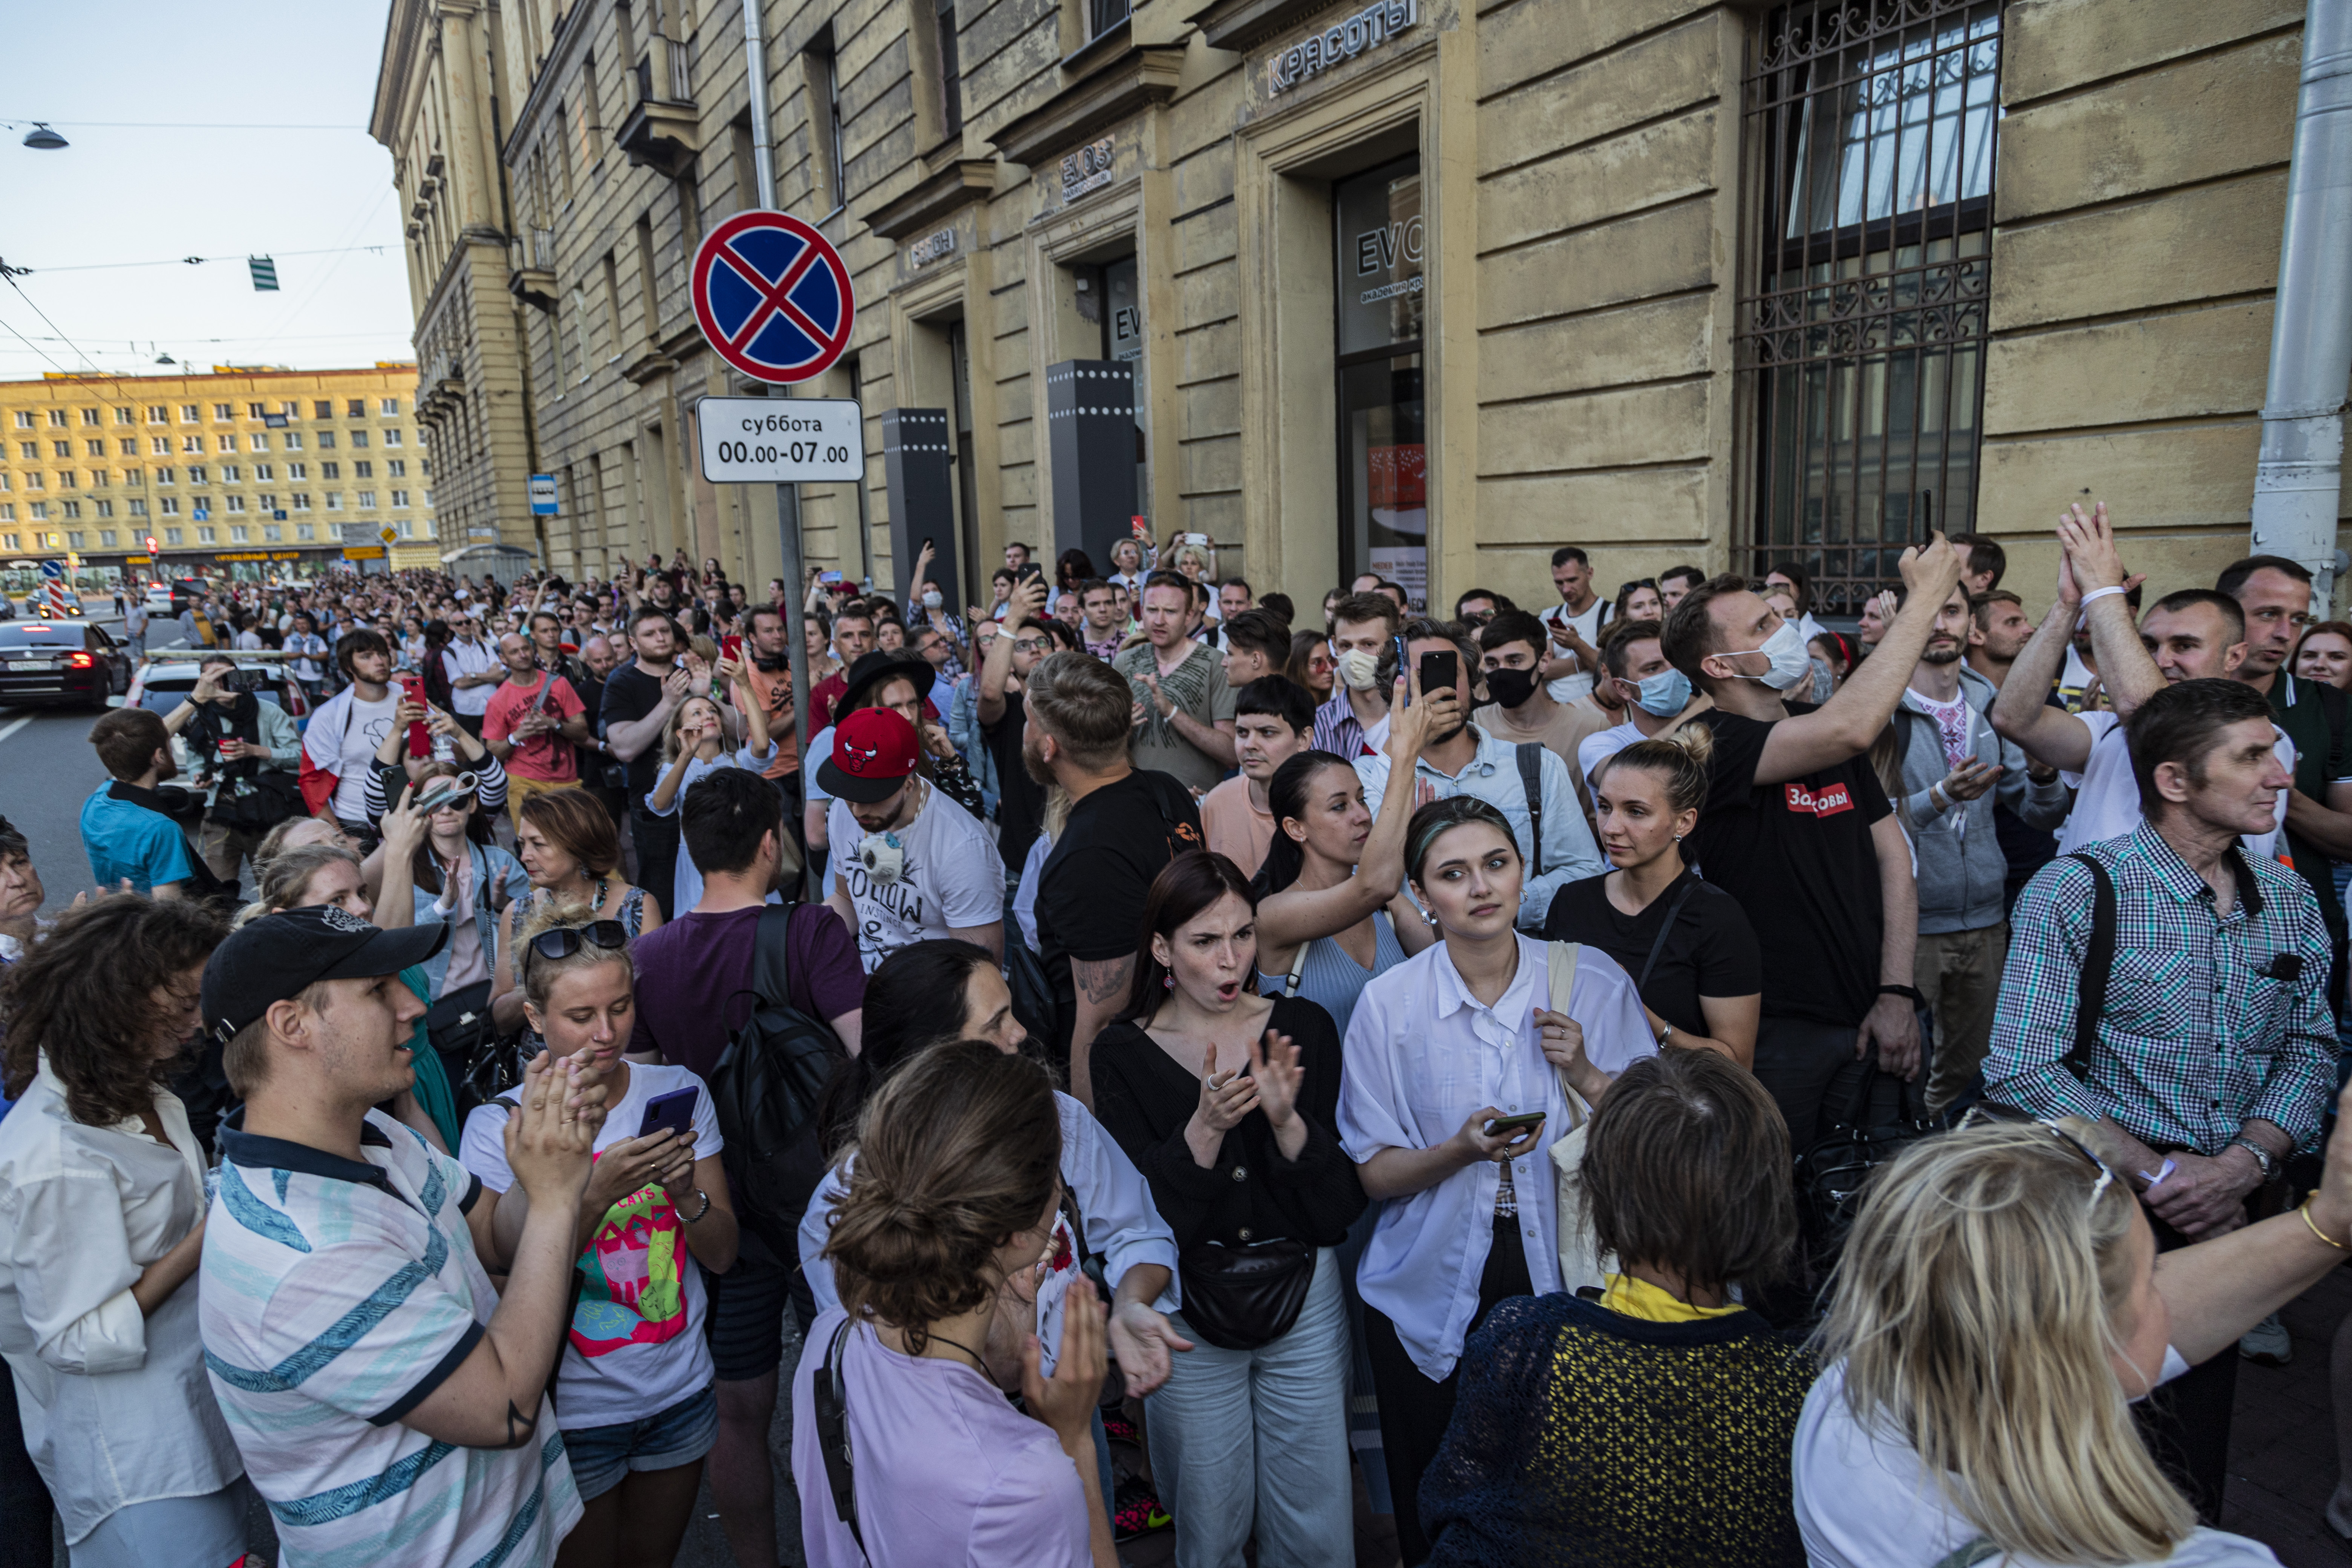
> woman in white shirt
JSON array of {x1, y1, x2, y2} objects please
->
[
  {"x1": 1337, "y1": 795, "x2": 1655, "y2": 1565},
  {"x1": 0, "y1": 896, "x2": 246, "y2": 1567},
  {"x1": 461, "y1": 901, "x2": 739, "y2": 1568},
  {"x1": 1796, "y1": 1104, "x2": 2352, "y2": 1568}
]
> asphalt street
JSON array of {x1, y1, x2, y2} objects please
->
[{"x1": 5, "y1": 606, "x2": 807, "y2": 1566}]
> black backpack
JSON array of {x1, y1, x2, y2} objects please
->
[{"x1": 709, "y1": 905, "x2": 850, "y2": 1257}]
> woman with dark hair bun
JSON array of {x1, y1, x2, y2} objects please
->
[
  {"x1": 792, "y1": 1042, "x2": 1119, "y2": 1568},
  {"x1": 799, "y1": 939, "x2": 1184, "y2": 1401},
  {"x1": 1091, "y1": 850, "x2": 1364, "y2": 1568}
]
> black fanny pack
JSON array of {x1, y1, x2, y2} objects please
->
[{"x1": 1176, "y1": 1236, "x2": 1315, "y2": 1351}]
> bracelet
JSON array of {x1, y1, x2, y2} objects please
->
[
  {"x1": 2300, "y1": 1195, "x2": 2348, "y2": 1250},
  {"x1": 1877, "y1": 983, "x2": 1925, "y2": 1006},
  {"x1": 2079, "y1": 585, "x2": 2128, "y2": 606},
  {"x1": 1929, "y1": 782, "x2": 1948, "y2": 813},
  {"x1": 679, "y1": 1188, "x2": 712, "y2": 1225}
]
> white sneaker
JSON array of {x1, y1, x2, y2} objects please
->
[{"x1": 2239, "y1": 1311, "x2": 2291, "y2": 1366}]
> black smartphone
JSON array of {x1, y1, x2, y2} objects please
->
[
  {"x1": 638, "y1": 1086, "x2": 699, "y2": 1142},
  {"x1": 1418, "y1": 648, "x2": 1459, "y2": 697},
  {"x1": 1393, "y1": 634, "x2": 1410, "y2": 703},
  {"x1": 1484, "y1": 1110, "x2": 1546, "y2": 1139}
]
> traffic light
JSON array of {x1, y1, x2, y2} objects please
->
[{"x1": 145, "y1": 534, "x2": 159, "y2": 555}]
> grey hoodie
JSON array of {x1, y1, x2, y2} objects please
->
[{"x1": 1892, "y1": 662, "x2": 2070, "y2": 935}]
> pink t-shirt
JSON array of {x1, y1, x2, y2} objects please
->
[
  {"x1": 791, "y1": 1308, "x2": 1091, "y2": 1568},
  {"x1": 1199, "y1": 775, "x2": 1274, "y2": 878},
  {"x1": 482, "y1": 672, "x2": 584, "y2": 782}
]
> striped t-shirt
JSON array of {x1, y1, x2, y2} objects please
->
[{"x1": 199, "y1": 1109, "x2": 582, "y2": 1567}]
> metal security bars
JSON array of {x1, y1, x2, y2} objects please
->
[{"x1": 1735, "y1": 0, "x2": 2000, "y2": 613}]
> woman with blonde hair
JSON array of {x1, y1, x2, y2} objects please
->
[
  {"x1": 1795, "y1": 1096, "x2": 2352, "y2": 1567},
  {"x1": 793, "y1": 1041, "x2": 1120, "y2": 1567},
  {"x1": 459, "y1": 899, "x2": 738, "y2": 1568}
]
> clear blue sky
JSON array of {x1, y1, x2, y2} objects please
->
[{"x1": 0, "y1": 2, "x2": 417, "y2": 378}]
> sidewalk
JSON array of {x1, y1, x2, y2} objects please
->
[{"x1": 2225, "y1": 1261, "x2": 2352, "y2": 1566}]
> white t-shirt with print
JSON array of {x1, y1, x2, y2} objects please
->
[
  {"x1": 2058, "y1": 709, "x2": 2291, "y2": 859},
  {"x1": 826, "y1": 784, "x2": 1006, "y2": 972},
  {"x1": 1793, "y1": 1358, "x2": 2276, "y2": 1568},
  {"x1": 332, "y1": 692, "x2": 402, "y2": 822},
  {"x1": 460, "y1": 1063, "x2": 724, "y2": 1430}
]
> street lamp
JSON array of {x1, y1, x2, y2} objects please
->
[{"x1": 20, "y1": 124, "x2": 66, "y2": 151}]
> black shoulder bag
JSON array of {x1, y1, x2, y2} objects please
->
[
  {"x1": 812, "y1": 1315, "x2": 866, "y2": 1554},
  {"x1": 1516, "y1": 741, "x2": 1546, "y2": 877}
]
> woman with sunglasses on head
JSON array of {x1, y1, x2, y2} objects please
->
[
  {"x1": 459, "y1": 901, "x2": 738, "y2": 1568},
  {"x1": 1613, "y1": 579, "x2": 1663, "y2": 624},
  {"x1": 1541, "y1": 732, "x2": 1760, "y2": 1069},
  {"x1": 1340, "y1": 796, "x2": 1657, "y2": 1565},
  {"x1": 1796, "y1": 1093, "x2": 2352, "y2": 1568},
  {"x1": 0, "y1": 896, "x2": 248, "y2": 1568},
  {"x1": 1091, "y1": 851, "x2": 1366, "y2": 1568}
]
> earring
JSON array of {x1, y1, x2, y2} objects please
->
[
  {"x1": 1672, "y1": 833, "x2": 1683, "y2": 844},
  {"x1": 1163, "y1": 973, "x2": 1175, "y2": 989},
  {"x1": 1423, "y1": 907, "x2": 1438, "y2": 926}
]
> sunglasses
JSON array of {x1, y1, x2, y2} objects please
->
[
  {"x1": 1961, "y1": 1105, "x2": 2118, "y2": 1209},
  {"x1": 526, "y1": 920, "x2": 630, "y2": 971}
]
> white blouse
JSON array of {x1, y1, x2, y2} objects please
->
[
  {"x1": 0, "y1": 1059, "x2": 243, "y2": 1542},
  {"x1": 1337, "y1": 933, "x2": 1654, "y2": 1381}
]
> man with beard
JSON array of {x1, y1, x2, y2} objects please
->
[
  {"x1": 602, "y1": 606, "x2": 698, "y2": 910},
  {"x1": 162, "y1": 654, "x2": 304, "y2": 891},
  {"x1": 1891, "y1": 581, "x2": 2068, "y2": 1115},
  {"x1": 818, "y1": 706, "x2": 1004, "y2": 972}
]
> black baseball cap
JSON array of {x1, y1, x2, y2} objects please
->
[{"x1": 201, "y1": 905, "x2": 447, "y2": 1047}]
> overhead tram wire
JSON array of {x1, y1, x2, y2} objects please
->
[{"x1": 6, "y1": 244, "x2": 395, "y2": 277}]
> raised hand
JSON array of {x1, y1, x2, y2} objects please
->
[
  {"x1": 1191, "y1": 1040, "x2": 1259, "y2": 1137},
  {"x1": 1246, "y1": 1029, "x2": 1305, "y2": 1131},
  {"x1": 1386, "y1": 669, "x2": 1436, "y2": 763},
  {"x1": 1896, "y1": 530, "x2": 1963, "y2": 601},
  {"x1": 2057, "y1": 501, "x2": 2128, "y2": 593},
  {"x1": 379, "y1": 782, "x2": 429, "y2": 861},
  {"x1": 1023, "y1": 1274, "x2": 1108, "y2": 1453}
]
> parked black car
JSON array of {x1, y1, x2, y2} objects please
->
[{"x1": 0, "y1": 619, "x2": 132, "y2": 709}]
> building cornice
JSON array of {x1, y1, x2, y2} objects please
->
[
  {"x1": 861, "y1": 159, "x2": 999, "y2": 240},
  {"x1": 987, "y1": 43, "x2": 1186, "y2": 169},
  {"x1": 501, "y1": 0, "x2": 602, "y2": 166}
]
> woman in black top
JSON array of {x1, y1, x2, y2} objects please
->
[
  {"x1": 1092, "y1": 849, "x2": 1366, "y2": 1568},
  {"x1": 1542, "y1": 729, "x2": 1761, "y2": 1067}
]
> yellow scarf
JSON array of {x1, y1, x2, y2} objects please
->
[{"x1": 1599, "y1": 1272, "x2": 1743, "y2": 1323}]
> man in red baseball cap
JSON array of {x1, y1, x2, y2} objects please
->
[{"x1": 816, "y1": 706, "x2": 1006, "y2": 971}]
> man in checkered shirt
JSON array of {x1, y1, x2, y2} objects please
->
[{"x1": 1985, "y1": 675, "x2": 2334, "y2": 1522}]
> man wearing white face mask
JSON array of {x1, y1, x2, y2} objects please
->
[
  {"x1": 1311, "y1": 591, "x2": 1404, "y2": 759},
  {"x1": 1657, "y1": 538, "x2": 1964, "y2": 1155}
]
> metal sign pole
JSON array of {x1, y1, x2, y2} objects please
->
[{"x1": 742, "y1": 5, "x2": 819, "y2": 899}]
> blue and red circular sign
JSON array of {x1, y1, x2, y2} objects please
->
[{"x1": 690, "y1": 210, "x2": 856, "y2": 384}]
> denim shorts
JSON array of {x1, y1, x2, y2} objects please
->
[{"x1": 559, "y1": 1383, "x2": 718, "y2": 1501}]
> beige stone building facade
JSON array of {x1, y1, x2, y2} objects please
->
[
  {"x1": 0, "y1": 365, "x2": 439, "y2": 582},
  {"x1": 375, "y1": 0, "x2": 2346, "y2": 618}
]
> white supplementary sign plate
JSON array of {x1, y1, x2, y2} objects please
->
[{"x1": 695, "y1": 397, "x2": 863, "y2": 482}]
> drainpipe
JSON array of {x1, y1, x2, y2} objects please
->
[{"x1": 2250, "y1": 0, "x2": 2352, "y2": 615}]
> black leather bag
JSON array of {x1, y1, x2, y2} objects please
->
[
  {"x1": 1175, "y1": 1236, "x2": 1315, "y2": 1351},
  {"x1": 425, "y1": 979, "x2": 512, "y2": 1114},
  {"x1": 1794, "y1": 1063, "x2": 1939, "y2": 1270}
]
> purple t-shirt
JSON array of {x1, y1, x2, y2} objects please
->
[
  {"x1": 628, "y1": 905, "x2": 865, "y2": 1075},
  {"x1": 790, "y1": 1308, "x2": 1091, "y2": 1568}
]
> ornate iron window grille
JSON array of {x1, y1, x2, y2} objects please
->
[{"x1": 1734, "y1": 0, "x2": 2001, "y2": 614}]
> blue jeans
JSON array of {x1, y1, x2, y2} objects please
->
[
  {"x1": 560, "y1": 1383, "x2": 718, "y2": 1502},
  {"x1": 1144, "y1": 1246, "x2": 1352, "y2": 1568}
]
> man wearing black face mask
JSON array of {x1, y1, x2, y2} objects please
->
[{"x1": 1473, "y1": 609, "x2": 1619, "y2": 823}]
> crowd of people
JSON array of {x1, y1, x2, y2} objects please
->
[{"x1": 2, "y1": 516, "x2": 2350, "y2": 1568}]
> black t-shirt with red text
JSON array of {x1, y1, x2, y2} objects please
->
[{"x1": 1685, "y1": 705, "x2": 1891, "y2": 1028}]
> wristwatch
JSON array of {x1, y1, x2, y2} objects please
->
[{"x1": 2230, "y1": 1138, "x2": 2278, "y2": 1183}]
